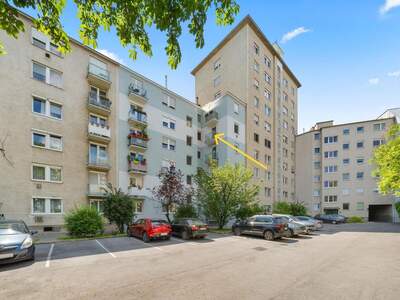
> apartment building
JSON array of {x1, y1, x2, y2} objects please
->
[
  {"x1": 296, "y1": 117, "x2": 397, "y2": 222},
  {"x1": 0, "y1": 13, "x2": 119, "y2": 230},
  {"x1": 192, "y1": 15, "x2": 301, "y2": 210}
]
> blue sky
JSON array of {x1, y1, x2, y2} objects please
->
[{"x1": 21, "y1": 0, "x2": 400, "y2": 132}]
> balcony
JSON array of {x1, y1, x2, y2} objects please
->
[
  {"x1": 128, "y1": 83, "x2": 147, "y2": 105},
  {"x1": 87, "y1": 184, "x2": 107, "y2": 198},
  {"x1": 128, "y1": 185, "x2": 148, "y2": 198},
  {"x1": 87, "y1": 156, "x2": 111, "y2": 171},
  {"x1": 205, "y1": 110, "x2": 218, "y2": 127},
  {"x1": 128, "y1": 109, "x2": 147, "y2": 127},
  {"x1": 88, "y1": 92, "x2": 111, "y2": 115},
  {"x1": 88, "y1": 122, "x2": 111, "y2": 143},
  {"x1": 87, "y1": 63, "x2": 111, "y2": 90},
  {"x1": 128, "y1": 160, "x2": 147, "y2": 174},
  {"x1": 128, "y1": 134, "x2": 148, "y2": 151},
  {"x1": 205, "y1": 133, "x2": 216, "y2": 146}
]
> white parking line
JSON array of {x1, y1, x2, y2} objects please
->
[
  {"x1": 45, "y1": 243, "x2": 54, "y2": 268},
  {"x1": 95, "y1": 239, "x2": 116, "y2": 258}
]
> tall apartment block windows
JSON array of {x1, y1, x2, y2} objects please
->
[
  {"x1": 186, "y1": 116, "x2": 192, "y2": 128},
  {"x1": 254, "y1": 114, "x2": 259, "y2": 125},
  {"x1": 32, "y1": 131, "x2": 62, "y2": 151},
  {"x1": 343, "y1": 143, "x2": 350, "y2": 150},
  {"x1": 373, "y1": 139, "x2": 385, "y2": 147},
  {"x1": 264, "y1": 72, "x2": 271, "y2": 84},
  {"x1": 324, "y1": 180, "x2": 338, "y2": 188},
  {"x1": 32, "y1": 96, "x2": 62, "y2": 119},
  {"x1": 32, "y1": 61, "x2": 63, "y2": 88},
  {"x1": 343, "y1": 158, "x2": 350, "y2": 165},
  {"x1": 357, "y1": 126, "x2": 364, "y2": 133},
  {"x1": 162, "y1": 116, "x2": 176, "y2": 130},
  {"x1": 324, "y1": 195, "x2": 337, "y2": 202},
  {"x1": 325, "y1": 165, "x2": 338, "y2": 173},
  {"x1": 213, "y1": 76, "x2": 221, "y2": 87},
  {"x1": 31, "y1": 28, "x2": 62, "y2": 56},
  {"x1": 233, "y1": 103, "x2": 239, "y2": 114},
  {"x1": 264, "y1": 121, "x2": 271, "y2": 132},
  {"x1": 342, "y1": 173, "x2": 350, "y2": 181},
  {"x1": 265, "y1": 139, "x2": 271, "y2": 149},
  {"x1": 356, "y1": 172, "x2": 364, "y2": 179},
  {"x1": 357, "y1": 141, "x2": 364, "y2": 148},
  {"x1": 314, "y1": 133, "x2": 320, "y2": 140},
  {"x1": 186, "y1": 136, "x2": 192, "y2": 146},
  {"x1": 254, "y1": 96, "x2": 259, "y2": 108},
  {"x1": 186, "y1": 175, "x2": 193, "y2": 185},
  {"x1": 373, "y1": 123, "x2": 385, "y2": 131},
  {"x1": 264, "y1": 56, "x2": 271, "y2": 68},
  {"x1": 253, "y1": 42, "x2": 259, "y2": 55},
  {"x1": 264, "y1": 89, "x2": 271, "y2": 101},
  {"x1": 254, "y1": 79, "x2": 259, "y2": 89},
  {"x1": 32, "y1": 164, "x2": 62, "y2": 182},
  {"x1": 282, "y1": 106, "x2": 288, "y2": 115},
  {"x1": 324, "y1": 151, "x2": 338, "y2": 158},
  {"x1": 234, "y1": 123, "x2": 239, "y2": 134},
  {"x1": 162, "y1": 94, "x2": 176, "y2": 109},
  {"x1": 89, "y1": 144, "x2": 108, "y2": 165},
  {"x1": 254, "y1": 133, "x2": 259, "y2": 143},
  {"x1": 186, "y1": 156, "x2": 192, "y2": 166},
  {"x1": 197, "y1": 131, "x2": 202, "y2": 141},
  {"x1": 343, "y1": 128, "x2": 350, "y2": 135},
  {"x1": 213, "y1": 58, "x2": 221, "y2": 71},
  {"x1": 264, "y1": 104, "x2": 271, "y2": 117},
  {"x1": 254, "y1": 60, "x2": 259, "y2": 72},
  {"x1": 324, "y1": 136, "x2": 338, "y2": 144},
  {"x1": 162, "y1": 137, "x2": 176, "y2": 151},
  {"x1": 32, "y1": 198, "x2": 62, "y2": 214}
]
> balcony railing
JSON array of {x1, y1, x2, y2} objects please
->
[
  {"x1": 129, "y1": 109, "x2": 147, "y2": 124},
  {"x1": 128, "y1": 84, "x2": 147, "y2": 99},
  {"x1": 88, "y1": 91, "x2": 111, "y2": 110},
  {"x1": 128, "y1": 137, "x2": 148, "y2": 148},
  {"x1": 88, "y1": 122, "x2": 111, "y2": 139},
  {"x1": 88, "y1": 63, "x2": 110, "y2": 81},
  {"x1": 88, "y1": 184, "x2": 107, "y2": 196},
  {"x1": 128, "y1": 160, "x2": 147, "y2": 173},
  {"x1": 88, "y1": 156, "x2": 110, "y2": 169},
  {"x1": 205, "y1": 110, "x2": 218, "y2": 124}
]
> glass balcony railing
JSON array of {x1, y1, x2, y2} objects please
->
[
  {"x1": 88, "y1": 156, "x2": 110, "y2": 168},
  {"x1": 88, "y1": 63, "x2": 110, "y2": 81},
  {"x1": 129, "y1": 137, "x2": 148, "y2": 148},
  {"x1": 88, "y1": 91, "x2": 111, "y2": 110},
  {"x1": 129, "y1": 109, "x2": 147, "y2": 124},
  {"x1": 128, "y1": 160, "x2": 147, "y2": 173},
  {"x1": 128, "y1": 83, "x2": 147, "y2": 99}
]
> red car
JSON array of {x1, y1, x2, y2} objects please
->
[{"x1": 127, "y1": 218, "x2": 171, "y2": 242}]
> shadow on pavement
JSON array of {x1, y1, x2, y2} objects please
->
[{"x1": 318, "y1": 222, "x2": 400, "y2": 235}]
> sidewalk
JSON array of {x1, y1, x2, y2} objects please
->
[{"x1": 34, "y1": 231, "x2": 68, "y2": 244}]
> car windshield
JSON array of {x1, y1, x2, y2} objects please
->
[
  {"x1": 185, "y1": 219, "x2": 205, "y2": 225},
  {"x1": 0, "y1": 222, "x2": 29, "y2": 235},
  {"x1": 273, "y1": 217, "x2": 287, "y2": 224},
  {"x1": 151, "y1": 220, "x2": 169, "y2": 226},
  {"x1": 296, "y1": 216, "x2": 309, "y2": 221}
]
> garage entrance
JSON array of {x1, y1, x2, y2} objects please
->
[{"x1": 368, "y1": 205, "x2": 393, "y2": 222}]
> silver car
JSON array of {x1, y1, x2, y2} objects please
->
[
  {"x1": 295, "y1": 216, "x2": 323, "y2": 230},
  {"x1": 272, "y1": 214, "x2": 307, "y2": 237}
]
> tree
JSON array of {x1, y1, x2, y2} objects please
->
[
  {"x1": 0, "y1": 1, "x2": 239, "y2": 68},
  {"x1": 174, "y1": 203, "x2": 198, "y2": 219},
  {"x1": 196, "y1": 164, "x2": 259, "y2": 229},
  {"x1": 372, "y1": 124, "x2": 400, "y2": 196},
  {"x1": 153, "y1": 165, "x2": 192, "y2": 223},
  {"x1": 103, "y1": 183, "x2": 135, "y2": 233},
  {"x1": 234, "y1": 202, "x2": 265, "y2": 221},
  {"x1": 273, "y1": 201, "x2": 307, "y2": 216}
]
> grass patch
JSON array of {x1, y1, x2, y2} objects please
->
[
  {"x1": 208, "y1": 228, "x2": 232, "y2": 234},
  {"x1": 346, "y1": 216, "x2": 364, "y2": 223},
  {"x1": 58, "y1": 233, "x2": 126, "y2": 241}
]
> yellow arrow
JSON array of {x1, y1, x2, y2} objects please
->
[{"x1": 214, "y1": 133, "x2": 268, "y2": 170}]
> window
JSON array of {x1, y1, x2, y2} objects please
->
[
  {"x1": 264, "y1": 122, "x2": 271, "y2": 132},
  {"x1": 356, "y1": 172, "x2": 364, "y2": 179},
  {"x1": 162, "y1": 137, "x2": 176, "y2": 151},
  {"x1": 283, "y1": 78, "x2": 288, "y2": 88},
  {"x1": 162, "y1": 94, "x2": 176, "y2": 109},
  {"x1": 32, "y1": 62, "x2": 46, "y2": 82},
  {"x1": 356, "y1": 202, "x2": 364, "y2": 210},
  {"x1": 254, "y1": 150, "x2": 259, "y2": 160},
  {"x1": 33, "y1": 97, "x2": 46, "y2": 114},
  {"x1": 324, "y1": 136, "x2": 338, "y2": 144},
  {"x1": 324, "y1": 180, "x2": 338, "y2": 188},
  {"x1": 283, "y1": 148, "x2": 288, "y2": 157},
  {"x1": 197, "y1": 131, "x2": 202, "y2": 141},
  {"x1": 324, "y1": 165, "x2": 338, "y2": 173},
  {"x1": 264, "y1": 72, "x2": 271, "y2": 84},
  {"x1": 342, "y1": 189, "x2": 350, "y2": 196},
  {"x1": 32, "y1": 198, "x2": 62, "y2": 214},
  {"x1": 31, "y1": 28, "x2": 62, "y2": 55},
  {"x1": 264, "y1": 139, "x2": 271, "y2": 148},
  {"x1": 186, "y1": 136, "x2": 192, "y2": 146},
  {"x1": 234, "y1": 123, "x2": 239, "y2": 134},
  {"x1": 134, "y1": 200, "x2": 144, "y2": 213},
  {"x1": 283, "y1": 121, "x2": 288, "y2": 129},
  {"x1": 254, "y1": 114, "x2": 259, "y2": 125},
  {"x1": 32, "y1": 131, "x2": 62, "y2": 151},
  {"x1": 343, "y1": 143, "x2": 350, "y2": 150},
  {"x1": 356, "y1": 158, "x2": 364, "y2": 164},
  {"x1": 264, "y1": 89, "x2": 271, "y2": 101},
  {"x1": 253, "y1": 167, "x2": 259, "y2": 177},
  {"x1": 186, "y1": 175, "x2": 192, "y2": 185},
  {"x1": 357, "y1": 126, "x2": 364, "y2": 133},
  {"x1": 254, "y1": 78, "x2": 259, "y2": 89},
  {"x1": 343, "y1": 158, "x2": 350, "y2": 165},
  {"x1": 314, "y1": 147, "x2": 320, "y2": 154},
  {"x1": 162, "y1": 116, "x2": 176, "y2": 130},
  {"x1": 253, "y1": 60, "x2": 259, "y2": 72},
  {"x1": 324, "y1": 151, "x2": 338, "y2": 158},
  {"x1": 356, "y1": 188, "x2": 364, "y2": 194},
  {"x1": 373, "y1": 123, "x2": 385, "y2": 131},
  {"x1": 197, "y1": 114, "x2": 202, "y2": 123},
  {"x1": 213, "y1": 75, "x2": 221, "y2": 87},
  {"x1": 373, "y1": 139, "x2": 385, "y2": 147},
  {"x1": 32, "y1": 96, "x2": 62, "y2": 120},
  {"x1": 186, "y1": 156, "x2": 192, "y2": 166},
  {"x1": 264, "y1": 56, "x2": 271, "y2": 68},
  {"x1": 32, "y1": 37, "x2": 46, "y2": 49},
  {"x1": 233, "y1": 103, "x2": 239, "y2": 114},
  {"x1": 313, "y1": 175, "x2": 321, "y2": 182},
  {"x1": 186, "y1": 116, "x2": 192, "y2": 128},
  {"x1": 32, "y1": 164, "x2": 62, "y2": 182},
  {"x1": 32, "y1": 62, "x2": 62, "y2": 88},
  {"x1": 214, "y1": 58, "x2": 221, "y2": 71},
  {"x1": 197, "y1": 151, "x2": 201, "y2": 159},
  {"x1": 314, "y1": 161, "x2": 321, "y2": 169},
  {"x1": 265, "y1": 187, "x2": 271, "y2": 197},
  {"x1": 254, "y1": 133, "x2": 259, "y2": 143},
  {"x1": 313, "y1": 190, "x2": 321, "y2": 197},
  {"x1": 253, "y1": 42, "x2": 259, "y2": 55},
  {"x1": 343, "y1": 203, "x2": 349, "y2": 210},
  {"x1": 282, "y1": 106, "x2": 288, "y2": 115},
  {"x1": 343, "y1": 128, "x2": 350, "y2": 135},
  {"x1": 265, "y1": 155, "x2": 271, "y2": 165},
  {"x1": 264, "y1": 104, "x2": 271, "y2": 116},
  {"x1": 357, "y1": 141, "x2": 364, "y2": 148},
  {"x1": 314, "y1": 133, "x2": 320, "y2": 140},
  {"x1": 324, "y1": 195, "x2": 338, "y2": 202},
  {"x1": 342, "y1": 173, "x2": 350, "y2": 181},
  {"x1": 254, "y1": 96, "x2": 259, "y2": 108}
]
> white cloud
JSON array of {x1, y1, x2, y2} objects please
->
[
  {"x1": 388, "y1": 70, "x2": 400, "y2": 77},
  {"x1": 368, "y1": 78, "x2": 380, "y2": 85},
  {"x1": 280, "y1": 27, "x2": 311, "y2": 44},
  {"x1": 98, "y1": 49, "x2": 124, "y2": 64},
  {"x1": 380, "y1": 0, "x2": 400, "y2": 14}
]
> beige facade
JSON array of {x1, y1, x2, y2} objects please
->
[
  {"x1": 192, "y1": 16, "x2": 300, "y2": 209},
  {"x1": 0, "y1": 14, "x2": 118, "y2": 230},
  {"x1": 296, "y1": 118, "x2": 397, "y2": 221}
]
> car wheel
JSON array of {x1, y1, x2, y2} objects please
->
[
  {"x1": 289, "y1": 229, "x2": 295, "y2": 237},
  {"x1": 233, "y1": 227, "x2": 241, "y2": 236},
  {"x1": 263, "y1": 230, "x2": 274, "y2": 241},
  {"x1": 142, "y1": 232, "x2": 150, "y2": 243},
  {"x1": 182, "y1": 230, "x2": 190, "y2": 240},
  {"x1": 127, "y1": 229, "x2": 132, "y2": 237}
]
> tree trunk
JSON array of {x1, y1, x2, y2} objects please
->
[{"x1": 165, "y1": 209, "x2": 171, "y2": 223}]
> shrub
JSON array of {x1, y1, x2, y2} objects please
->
[
  {"x1": 347, "y1": 216, "x2": 364, "y2": 223},
  {"x1": 272, "y1": 201, "x2": 291, "y2": 215},
  {"x1": 235, "y1": 203, "x2": 265, "y2": 220},
  {"x1": 395, "y1": 202, "x2": 400, "y2": 217},
  {"x1": 174, "y1": 203, "x2": 198, "y2": 219},
  {"x1": 273, "y1": 201, "x2": 307, "y2": 216},
  {"x1": 64, "y1": 206, "x2": 104, "y2": 237}
]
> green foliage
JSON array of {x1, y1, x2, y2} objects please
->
[
  {"x1": 372, "y1": 124, "x2": 400, "y2": 196},
  {"x1": 235, "y1": 203, "x2": 265, "y2": 220},
  {"x1": 1, "y1": 0, "x2": 239, "y2": 68},
  {"x1": 346, "y1": 216, "x2": 364, "y2": 223},
  {"x1": 395, "y1": 202, "x2": 400, "y2": 217},
  {"x1": 103, "y1": 184, "x2": 135, "y2": 233},
  {"x1": 196, "y1": 164, "x2": 259, "y2": 229},
  {"x1": 64, "y1": 206, "x2": 104, "y2": 238},
  {"x1": 273, "y1": 201, "x2": 307, "y2": 216},
  {"x1": 174, "y1": 203, "x2": 198, "y2": 219}
]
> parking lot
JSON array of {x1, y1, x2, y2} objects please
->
[{"x1": 1, "y1": 223, "x2": 400, "y2": 300}]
